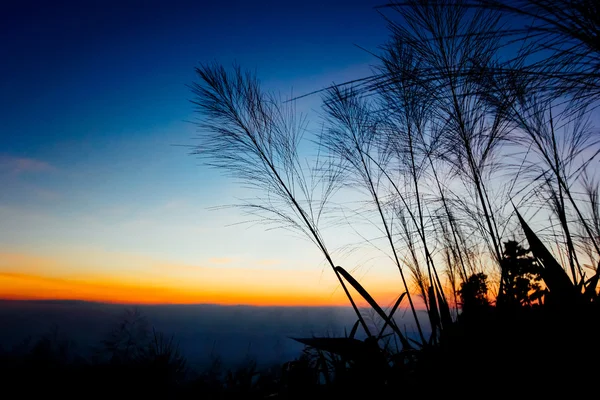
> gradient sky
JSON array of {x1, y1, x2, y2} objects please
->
[{"x1": 0, "y1": 0, "x2": 414, "y2": 306}]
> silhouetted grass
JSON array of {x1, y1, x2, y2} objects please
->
[
  {"x1": 184, "y1": 0, "x2": 599, "y2": 396},
  {"x1": 5, "y1": 0, "x2": 599, "y2": 398}
]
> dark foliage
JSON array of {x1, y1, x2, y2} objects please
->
[
  {"x1": 458, "y1": 272, "x2": 490, "y2": 311},
  {"x1": 499, "y1": 240, "x2": 546, "y2": 306}
]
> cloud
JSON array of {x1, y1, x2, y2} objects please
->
[{"x1": 0, "y1": 155, "x2": 56, "y2": 175}]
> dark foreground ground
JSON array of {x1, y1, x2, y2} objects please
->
[{"x1": 0, "y1": 300, "x2": 597, "y2": 398}]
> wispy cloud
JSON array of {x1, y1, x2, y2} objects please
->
[{"x1": 0, "y1": 155, "x2": 56, "y2": 175}]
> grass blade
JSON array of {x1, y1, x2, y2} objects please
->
[
  {"x1": 437, "y1": 291, "x2": 453, "y2": 329},
  {"x1": 336, "y1": 266, "x2": 412, "y2": 349},
  {"x1": 349, "y1": 320, "x2": 361, "y2": 339},
  {"x1": 377, "y1": 293, "x2": 407, "y2": 340},
  {"x1": 583, "y1": 262, "x2": 600, "y2": 302},
  {"x1": 427, "y1": 286, "x2": 440, "y2": 342},
  {"x1": 515, "y1": 208, "x2": 577, "y2": 303},
  {"x1": 291, "y1": 337, "x2": 376, "y2": 362}
]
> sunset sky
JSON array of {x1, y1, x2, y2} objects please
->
[{"x1": 0, "y1": 0, "x2": 417, "y2": 306}]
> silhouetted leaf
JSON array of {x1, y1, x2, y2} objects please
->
[
  {"x1": 349, "y1": 320, "x2": 360, "y2": 340},
  {"x1": 335, "y1": 266, "x2": 412, "y2": 349},
  {"x1": 515, "y1": 209, "x2": 577, "y2": 303},
  {"x1": 583, "y1": 263, "x2": 600, "y2": 302},
  {"x1": 408, "y1": 337, "x2": 423, "y2": 348},
  {"x1": 377, "y1": 292, "x2": 406, "y2": 340},
  {"x1": 290, "y1": 337, "x2": 376, "y2": 361},
  {"x1": 577, "y1": 275, "x2": 587, "y2": 293},
  {"x1": 427, "y1": 286, "x2": 440, "y2": 340},
  {"x1": 437, "y1": 291, "x2": 453, "y2": 329}
]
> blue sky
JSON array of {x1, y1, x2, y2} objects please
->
[{"x1": 0, "y1": 0, "x2": 405, "y2": 305}]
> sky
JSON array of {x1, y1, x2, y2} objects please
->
[{"x1": 0, "y1": 0, "x2": 412, "y2": 306}]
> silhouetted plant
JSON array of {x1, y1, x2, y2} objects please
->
[
  {"x1": 137, "y1": 327, "x2": 188, "y2": 384},
  {"x1": 515, "y1": 209, "x2": 599, "y2": 304},
  {"x1": 190, "y1": 63, "x2": 370, "y2": 336},
  {"x1": 186, "y1": 0, "x2": 600, "y2": 395},
  {"x1": 499, "y1": 240, "x2": 545, "y2": 306},
  {"x1": 474, "y1": 0, "x2": 600, "y2": 110},
  {"x1": 101, "y1": 307, "x2": 150, "y2": 364},
  {"x1": 458, "y1": 272, "x2": 490, "y2": 312},
  {"x1": 274, "y1": 353, "x2": 324, "y2": 399},
  {"x1": 321, "y1": 85, "x2": 427, "y2": 343}
]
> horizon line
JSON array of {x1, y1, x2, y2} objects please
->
[{"x1": 0, "y1": 297, "x2": 429, "y2": 310}]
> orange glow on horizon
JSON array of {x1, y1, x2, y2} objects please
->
[
  {"x1": 0, "y1": 251, "x2": 428, "y2": 309},
  {"x1": 0, "y1": 271, "x2": 429, "y2": 308},
  {"x1": 0, "y1": 272, "x2": 352, "y2": 306}
]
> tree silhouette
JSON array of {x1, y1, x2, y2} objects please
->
[
  {"x1": 499, "y1": 240, "x2": 545, "y2": 307},
  {"x1": 458, "y1": 272, "x2": 490, "y2": 313}
]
